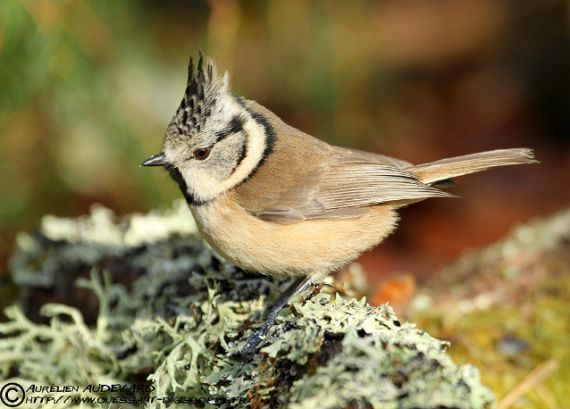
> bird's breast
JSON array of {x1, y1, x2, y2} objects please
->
[{"x1": 190, "y1": 193, "x2": 399, "y2": 276}]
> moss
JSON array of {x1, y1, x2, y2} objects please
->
[
  {"x1": 1, "y1": 201, "x2": 495, "y2": 408},
  {"x1": 410, "y1": 209, "x2": 570, "y2": 409}
]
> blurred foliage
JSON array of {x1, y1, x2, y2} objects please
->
[
  {"x1": 0, "y1": 1, "x2": 176, "y2": 235},
  {"x1": 1, "y1": 0, "x2": 568, "y2": 269}
]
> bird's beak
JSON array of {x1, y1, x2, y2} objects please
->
[{"x1": 141, "y1": 152, "x2": 167, "y2": 167}]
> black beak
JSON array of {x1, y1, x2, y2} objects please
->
[{"x1": 141, "y1": 152, "x2": 167, "y2": 167}]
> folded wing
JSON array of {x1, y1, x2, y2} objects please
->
[{"x1": 241, "y1": 148, "x2": 450, "y2": 224}]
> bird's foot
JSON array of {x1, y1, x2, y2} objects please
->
[{"x1": 240, "y1": 275, "x2": 319, "y2": 356}]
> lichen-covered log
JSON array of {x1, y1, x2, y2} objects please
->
[{"x1": 1, "y1": 201, "x2": 494, "y2": 408}]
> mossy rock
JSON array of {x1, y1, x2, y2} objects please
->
[{"x1": 1, "y1": 201, "x2": 494, "y2": 408}]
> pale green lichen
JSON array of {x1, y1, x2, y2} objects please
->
[
  {"x1": 1, "y1": 201, "x2": 495, "y2": 408},
  {"x1": 40, "y1": 201, "x2": 197, "y2": 247}
]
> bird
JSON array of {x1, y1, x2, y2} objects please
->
[{"x1": 142, "y1": 55, "x2": 536, "y2": 353}]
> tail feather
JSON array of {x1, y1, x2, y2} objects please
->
[{"x1": 410, "y1": 148, "x2": 537, "y2": 185}]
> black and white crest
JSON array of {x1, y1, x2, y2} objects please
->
[{"x1": 167, "y1": 54, "x2": 229, "y2": 138}]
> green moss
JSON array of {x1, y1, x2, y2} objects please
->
[{"x1": 410, "y1": 209, "x2": 570, "y2": 409}]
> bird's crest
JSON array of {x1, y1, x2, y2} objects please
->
[{"x1": 168, "y1": 53, "x2": 229, "y2": 137}]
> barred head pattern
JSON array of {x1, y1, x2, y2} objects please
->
[{"x1": 166, "y1": 53, "x2": 230, "y2": 139}]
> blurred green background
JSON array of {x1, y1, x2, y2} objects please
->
[
  {"x1": 0, "y1": 0, "x2": 568, "y2": 275},
  {"x1": 1, "y1": 1, "x2": 569, "y2": 407}
]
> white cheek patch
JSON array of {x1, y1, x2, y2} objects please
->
[
  {"x1": 187, "y1": 168, "x2": 221, "y2": 202},
  {"x1": 216, "y1": 116, "x2": 267, "y2": 192},
  {"x1": 181, "y1": 107, "x2": 267, "y2": 203}
]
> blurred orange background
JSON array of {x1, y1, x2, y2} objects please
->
[{"x1": 1, "y1": 0, "x2": 568, "y2": 285}]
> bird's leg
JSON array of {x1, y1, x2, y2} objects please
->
[{"x1": 242, "y1": 274, "x2": 319, "y2": 355}]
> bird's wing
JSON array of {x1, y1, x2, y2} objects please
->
[
  {"x1": 338, "y1": 147, "x2": 413, "y2": 168},
  {"x1": 233, "y1": 100, "x2": 449, "y2": 224},
  {"x1": 236, "y1": 145, "x2": 450, "y2": 224}
]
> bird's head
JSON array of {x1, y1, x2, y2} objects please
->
[{"x1": 142, "y1": 55, "x2": 273, "y2": 205}]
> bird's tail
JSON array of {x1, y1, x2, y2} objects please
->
[{"x1": 410, "y1": 148, "x2": 537, "y2": 185}]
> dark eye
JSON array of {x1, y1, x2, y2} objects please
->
[{"x1": 193, "y1": 147, "x2": 210, "y2": 160}]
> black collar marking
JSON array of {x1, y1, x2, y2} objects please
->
[{"x1": 234, "y1": 97, "x2": 276, "y2": 186}]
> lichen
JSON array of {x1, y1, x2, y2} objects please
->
[
  {"x1": 409, "y1": 208, "x2": 570, "y2": 408},
  {"x1": 1, "y1": 201, "x2": 495, "y2": 408}
]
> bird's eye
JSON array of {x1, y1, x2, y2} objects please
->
[{"x1": 193, "y1": 147, "x2": 210, "y2": 160}]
